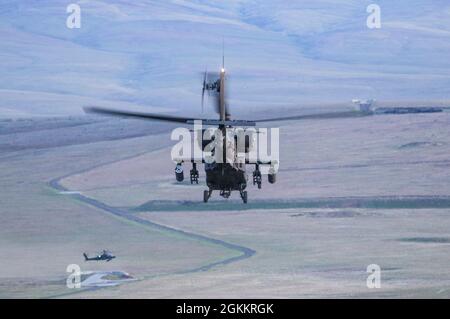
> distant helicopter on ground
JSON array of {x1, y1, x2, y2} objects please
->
[{"x1": 83, "y1": 250, "x2": 116, "y2": 262}]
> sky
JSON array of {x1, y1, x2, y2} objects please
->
[{"x1": 1, "y1": 0, "x2": 450, "y2": 117}]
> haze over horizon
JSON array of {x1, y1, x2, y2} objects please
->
[{"x1": 1, "y1": 0, "x2": 450, "y2": 118}]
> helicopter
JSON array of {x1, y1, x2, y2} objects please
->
[
  {"x1": 84, "y1": 55, "x2": 316, "y2": 203},
  {"x1": 83, "y1": 250, "x2": 116, "y2": 262}
]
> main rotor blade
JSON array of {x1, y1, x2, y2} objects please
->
[
  {"x1": 252, "y1": 111, "x2": 366, "y2": 123},
  {"x1": 251, "y1": 99, "x2": 450, "y2": 123},
  {"x1": 84, "y1": 106, "x2": 209, "y2": 124}
]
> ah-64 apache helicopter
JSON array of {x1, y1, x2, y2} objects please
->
[
  {"x1": 83, "y1": 250, "x2": 116, "y2": 262},
  {"x1": 85, "y1": 56, "x2": 311, "y2": 203}
]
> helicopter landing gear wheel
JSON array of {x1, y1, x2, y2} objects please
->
[
  {"x1": 240, "y1": 190, "x2": 248, "y2": 204},
  {"x1": 203, "y1": 189, "x2": 211, "y2": 203}
]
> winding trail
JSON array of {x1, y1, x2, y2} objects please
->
[
  {"x1": 47, "y1": 151, "x2": 255, "y2": 297},
  {"x1": 46, "y1": 146, "x2": 450, "y2": 298}
]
